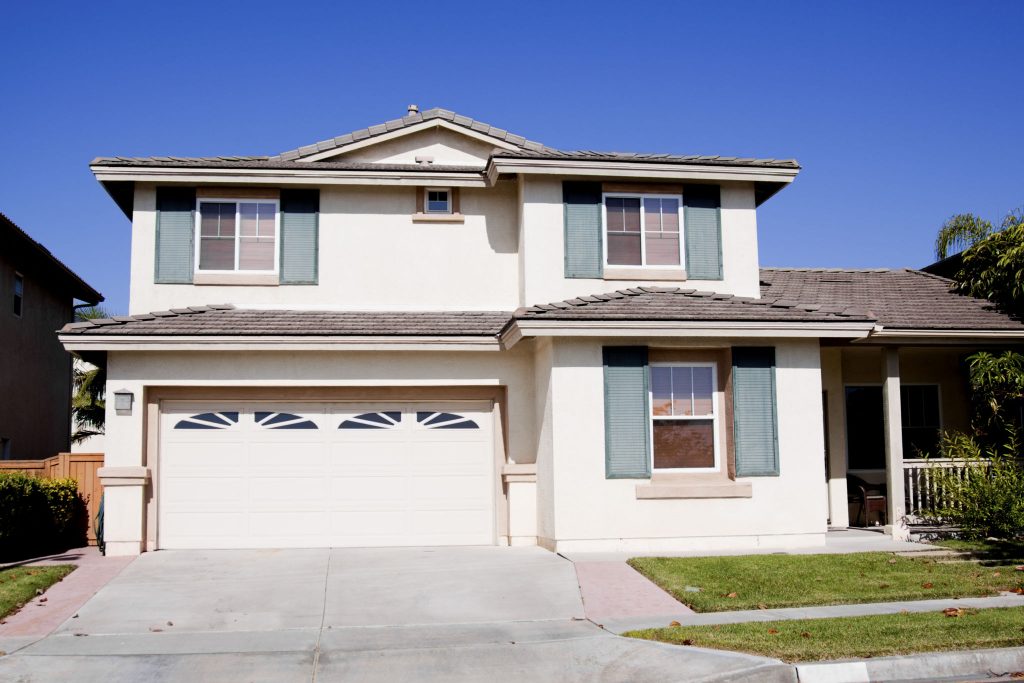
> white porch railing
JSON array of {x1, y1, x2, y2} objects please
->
[{"x1": 903, "y1": 458, "x2": 987, "y2": 520}]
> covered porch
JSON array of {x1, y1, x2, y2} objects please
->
[{"x1": 822, "y1": 343, "x2": 983, "y2": 540}]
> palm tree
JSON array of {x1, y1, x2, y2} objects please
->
[
  {"x1": 934, "y1": 213, "x2": 994, "y2": 260},
  {"x1": 71, "y1": 306, "x2": 112, "y2": 445}
]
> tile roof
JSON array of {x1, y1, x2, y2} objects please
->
[
  {"x1": 59, "y1": 305, "x2": 511, "y2": 337},
  {"x1": 91, "y1": 108, "x2": 799, "y2": 172},
  {"x1": 515, "y1": 287, "x2": 873, "y2": 323},
  {"x1": 492, "y1": 149, "x2": 801, "y2": 170},
  {"x1": 270, "y1": 108, "x2": 559, "y2": 161},
  {"x1": 760, "y1": 268, "x2": 1024, "y2": 330},
  {"x1": 1, "y1": 212, "x2": 103, "y2": 304}
]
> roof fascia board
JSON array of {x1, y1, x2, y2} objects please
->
[
  {"x1": 92, "y1": 166, "x2": 489, "y2": 188},
  {"x1": 487, "y1": 158, "x2": 799, "y2": 184},
  {"x1": 296, "y1": 120, "x2": 523, "y2": 163},
  {"x1": 857, "y1": 329, "x2": 1024, "y2": 345},
  {"x1": 60, "y1": 335, "x2": 503, "y2": 352},
  {"x1": 510, "y1": 320, "x2": 873, "y2": 339}
]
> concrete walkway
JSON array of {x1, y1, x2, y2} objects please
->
[
  {"x1": 0, "y1": 547, "x2": 133, "y2": 653},
  {"x1": 0, "y1": 547, "x2": 794, "y2": 682}
]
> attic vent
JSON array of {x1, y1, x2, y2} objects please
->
[
  {"x1": 415, "y1": 155, "x2": 434, "y2": 165},
  {"x1": 408, "y1": 104, "x2": 419, "y2": 115}
]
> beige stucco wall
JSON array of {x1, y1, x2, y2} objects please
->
[
  {"x1": 518, "y1": 177, "x2": 763, "y2": 308},
  {"x1": 534, "y1": 337, "x2": 828, "y2": 553},
  {"x1": 128, "y1": 182, "x2": 521, "y2": 314}
]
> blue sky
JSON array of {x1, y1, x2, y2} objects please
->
[{"x1": 2, "y1": 1, "x2": 1021, "y2": 313}]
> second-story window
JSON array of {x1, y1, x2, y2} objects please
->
[
  {"x1": 425, "y1": 188, "x2": 452, "y2": 214},
  {"x1": 197, "y1": 200, "x2": 278, "y2": 272},
  {"x1": 603, "y1": 194, "x2": 683, "y2": 268},
  {"x1": 13, "y1": 273, "x2": 24, "y2": 317}
]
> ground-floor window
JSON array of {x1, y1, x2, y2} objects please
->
[
  {"x1": 650, "y1": 363, "x2": 719, "y2": 471},
  {"x1": 845, "y1": 384, "x2": 941, "y2": 470}
]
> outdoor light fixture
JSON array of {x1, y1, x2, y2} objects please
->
[{"x1": 113, "y1": 389, "x2": 134, "y2": 415}]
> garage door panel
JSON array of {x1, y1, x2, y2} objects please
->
[
  {"x1": 249, "y1": 443, "x2": 328, "y2": 471},
  {"x1": 159, "y1": 400, "x2": 494, "y2": 549},
  {"x1": 329, "y1": 476, "x2": 412, "y2": 502},
  {"x1": 162, "y1": 512, "x2": 247, "y2": 539},
  {"x1": 249, "y1": 476, "x2": 330, "y2": 502},
  {"x1": 249, "y1": 511, "x2": 329, "y2": 537},
  {"x1": 162, "y1": 477, "x2": 247, "y2": 506}
]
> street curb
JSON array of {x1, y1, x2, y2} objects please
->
[{"x1": 795, "y1": 646, "x2": 1024, "y2": 682}]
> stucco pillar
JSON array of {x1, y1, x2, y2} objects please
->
[
  {"x1": 821, "y1": 348, "x2": 849, "y2": 527},
  {"x1": 97, "y1": 467, "x2": 149, "y2": 555},
  {"x1": 882, "y1": 347, "x2": 909, "y2": 540}
]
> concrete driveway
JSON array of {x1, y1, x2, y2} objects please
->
[{"x1": 0, "y1": 547, "x2": 792, "y2": 682}]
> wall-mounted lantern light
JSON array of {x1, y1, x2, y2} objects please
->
[{"x1": 113, "y1": 389, "x2": 134, "y2": 415}]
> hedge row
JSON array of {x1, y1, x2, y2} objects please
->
[{"x1": 0, "y1": 472, "x2": 88, "y2": 561}]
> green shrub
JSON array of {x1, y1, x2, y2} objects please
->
[
  {"x1": 931, "y1": 431, "x2": 1024, "y2": 540},
  {"x1": 0, "y1": 472, "x2": 88, "y2": 561},
  {"x1": 39, "y1": 478, "x2": 88, "y2": 550}
]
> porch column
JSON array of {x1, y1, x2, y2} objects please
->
[{"x1": 882, "y1": 347, "x2": 909, "y2": 540}]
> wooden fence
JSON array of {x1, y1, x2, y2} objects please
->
[{"x1": 0, "y1": 453, "x2": 104, "y2": 545}]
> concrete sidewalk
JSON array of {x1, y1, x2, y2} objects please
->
[{"x1": 599, "y1": 592, "x2": 1024, "y2": 633}]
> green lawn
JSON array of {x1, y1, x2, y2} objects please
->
[
  {"x1": 625, "y1": 607, "x2": 1024, "y2": 662},
  {"x1": 628, "y1": 552, "x2": 1024, "y2": 612},
  {"x1": 0, "y1": 565, "x2": 75, "y2": 620}
]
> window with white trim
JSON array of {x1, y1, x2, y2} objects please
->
[
  {"x1": 650, "y1": 363, "x2": 719, "y2": 470},
  {"x1": 425, "y1": 188, "x2": 452, "y2": 214},
  {"x1": 13, "y1": 273, "x2": 24, "y2": 318},
  {"x1": 197, "y1": 200, "x2": 278, "y2": 272},
  {"x1": 603, "y1": 193, "x2": 683, "y2": 267}
]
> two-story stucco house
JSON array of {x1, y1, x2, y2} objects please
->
[{"x1": 62, "y1": 107, "x2": 1024, "y2": 556}]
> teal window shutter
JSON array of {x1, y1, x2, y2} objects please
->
[
  {"x1": 563, "y1": 181, "x2": 603, "y2": 279},
  {"x1": 684, "y1": 184, "x2": 723, "y2": 280},
  {"x1": 603, "y1": 346, "x2": 651, "y2": 479},
  {"x1": 154, "y1": 187, "x2": 196, "y2": 284},
  {"x1": 280, "y1": 189, "x2": 319, "y2": 285},
  {"x1": 732, "y1": 347, "x2": 780, "y2": 476}
]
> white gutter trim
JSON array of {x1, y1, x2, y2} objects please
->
[
  {"x1": 486, "y1": 158, "x2": 799, "y2": 184},
  {"x1": 858, "y1": 328, "x2": 1024, "y2": 344},
  {"x1": 59, "y1": 335, "x2": 503, "y2": 352},
  {"x1": 508, "y1": 319, "x2": 874, "y2": 340},
  {"x1": 91, "y1": 166, "x2": 489, "y2": 188}
]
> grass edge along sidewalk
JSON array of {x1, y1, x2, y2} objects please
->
[
  {"x1": 627, "y1": 551, "x2": 1024, "y2": 612},
  {"x1": 624, "y1": 605, "x2": 1024, "y2": 662},
  {"x1": 0, "y1": 565, "x2": 75, "y2": 620}
]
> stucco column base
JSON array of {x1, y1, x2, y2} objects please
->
[
  {"x1": 885, "y1": 521, "x2": 911, "y2": 542},
  {"x1": 98, "y1": 468, "x2": 151, "y2": 557}
]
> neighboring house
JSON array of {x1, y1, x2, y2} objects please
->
[
  {"x1": 62, "y1": 107, "x2": 1024, "y2": 557},
  {"x1": 1, "y1": 213, "x2": 103, "y2": 459}
]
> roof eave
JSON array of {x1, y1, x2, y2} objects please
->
[{"x1": 486, "y1": 157, "x2": 799, "y2": 191}]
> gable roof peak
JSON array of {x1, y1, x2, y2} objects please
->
[{"x1": 272, "y1": 107, "x2": 556, "y2": 162}]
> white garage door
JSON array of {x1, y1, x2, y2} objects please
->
[{"x1": 158, "y1": 401, "x2": 495, "y2": 549}]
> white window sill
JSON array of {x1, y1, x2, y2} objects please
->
[
  {"x1": 636, "y1": 481, "x2": 752, "y2": 499},
  {"x1": 194, "y1": 272, "x2": 280, "y2": 286},
  {"x1": 604, "y1": 267, "x2": 687, "y2": 281},
  {"x1": 412, "y1": 212, "x2": 465, "y2": 224}
]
